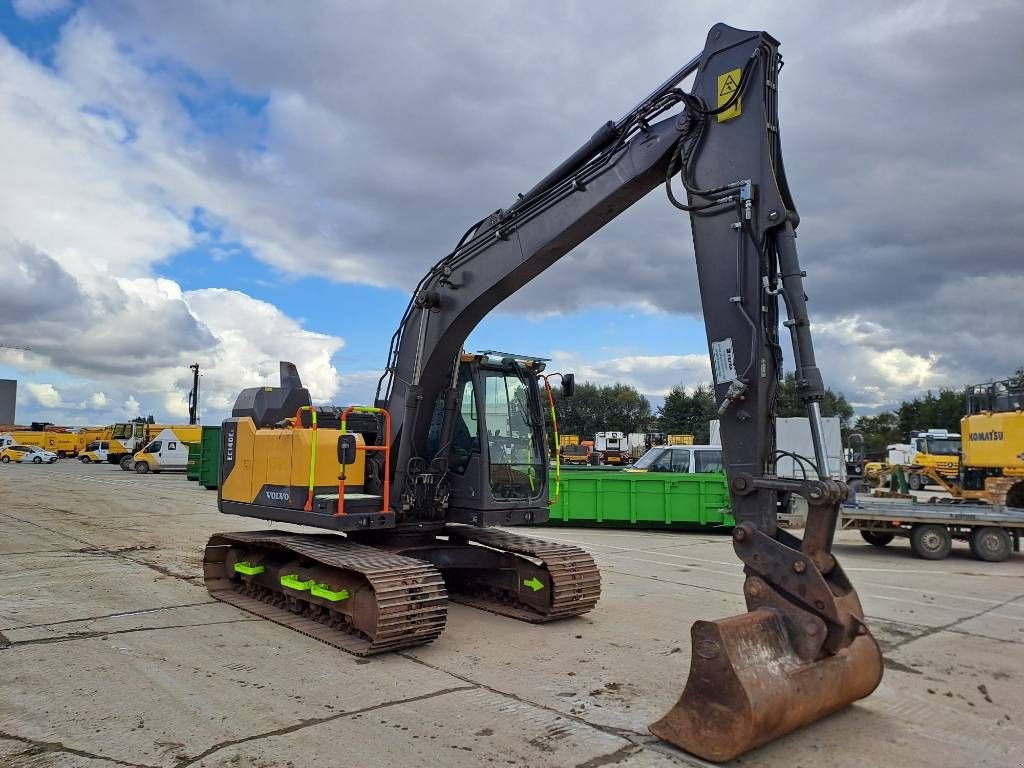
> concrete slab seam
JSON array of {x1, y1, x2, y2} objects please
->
[
  {"x1": 397, "y1": 651, "x2": 704, "y2": 766},
  {"x1": 171, "y1": 685, "x2": 478, "y2": 768},
  {"x1": 4, "y1": 618, "x2": 261, "y2": 648},
  {"x1": 2, "y1": 601, "x2": 221, "y2": 632},
  {"x1": 0, "y1": 729, "x2": 162, "y2": 768},
  {"x1": 886, "y1": 589, "x2": 1024, "y2": 651}
]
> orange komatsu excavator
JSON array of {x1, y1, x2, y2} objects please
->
[{"x1": 203, "y1": 24, "x2": 883, "y2": 762}]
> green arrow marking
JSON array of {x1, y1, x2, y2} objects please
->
[{"x1": 523, "y1": 577, "x2": 544, "y2": 592}]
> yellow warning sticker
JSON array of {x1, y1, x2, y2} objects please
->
[{"x1": 717, "y1": 68, "x2": 742, "y2": 123}]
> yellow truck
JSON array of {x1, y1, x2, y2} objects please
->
[
  {"x1": 898, "y1": 429, "x2": 962, "y2": 491},
  {"x1": 0, "y1": 430, "x2": 82, "y2": 458},
  {"x1": 78, "y1": 422, "x2": 200, "y2": 468}
]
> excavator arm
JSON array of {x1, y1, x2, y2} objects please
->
[{"x1": 373, "y1": 23, "x2": 882, "y2": 761}]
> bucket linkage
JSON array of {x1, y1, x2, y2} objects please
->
[{"x1": 650, "y1": 477, "x2": 884, "y2": 762}]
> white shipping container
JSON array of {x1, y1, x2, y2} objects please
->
[
  {"x1": 627, "y1": 432, "x2": 647, "y2": 457},
  {"x1": 709, "y1": 417, "x2": 844, "y2": 480}
]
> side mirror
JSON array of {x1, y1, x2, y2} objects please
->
[
  {"x1": 561, "y1": 373, "x2": 575, "y2": 398},
  {"x1": 337, "y1": 434, "x2": 358, "y2": 465}
]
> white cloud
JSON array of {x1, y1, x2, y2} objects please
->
[
  {"x1": 11, "y1": 0, "x2": 71, "y2": 20},
  {"x1": 0, "y1": 23, "x2": 348, "y2": 426},
  {"x1": 25, "y1": 382, "x2": 62, "y2": 408},
  {"x1": 123, "y1": 395, "x2": 140, "y2": 417},
  {"x1": 549, "y1": 349, "x2": 711, "y2": 398}
]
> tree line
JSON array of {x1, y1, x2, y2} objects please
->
[
  {"x1": 551, "y1": 366, "x2": 1023, "y2": 454},
  {"x1": 551, "y1": 373, "x2": 852, "y2": 445}
]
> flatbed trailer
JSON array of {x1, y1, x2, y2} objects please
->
[{"x1": 842, "y1": 501, "x2": 1024, "y2": 562}]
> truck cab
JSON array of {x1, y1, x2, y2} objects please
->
[{"x1": 907, "y1": 429, "x2": 962, "y2": 490}]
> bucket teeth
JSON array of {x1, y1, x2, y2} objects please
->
[{"x1": 649, "y1": 609, "x2": 883, "y2": 763}]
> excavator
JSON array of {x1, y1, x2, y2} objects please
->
[{"x1": 202, "y1": 24, "x2": 883, "y2": 762}]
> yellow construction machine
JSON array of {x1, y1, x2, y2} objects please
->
[
  {"x1": 203, "y1": 24, "x2": 883, "y2": 762},
  {"x1": 916, "y1": 379, "x2": 1024, "y2": 507}
]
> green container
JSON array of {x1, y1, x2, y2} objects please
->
[
  {"x1": 546, "y1": 470, "x2": 734, "y2": 530},
  {"x1": 200, "y1": 425, "x2": 222, "y2": 490},
  {"x1": 186, "y1": 442, "x2": 201, "y2": 481}
]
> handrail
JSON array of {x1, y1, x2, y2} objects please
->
[
  {"x1": 338, "y1": 406, "x2": 391, "y2": 516},
  {"x1": 541, "y1": 375, "x2": 560, "y2": 506},
  {"x1": 293, "y1": 405, "x2": 319, "y2": 511}
]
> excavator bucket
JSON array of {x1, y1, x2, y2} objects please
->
[{"x1": 650, "y1": 609, "x2": 883, "y2": 763}]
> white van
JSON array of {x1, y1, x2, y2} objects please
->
[
  {"x1": 132, "y1": 428, "x2": 191, "y2": 473},
  {"x1": 79, "y1": 441, "x2": 110, "y2": 463}
]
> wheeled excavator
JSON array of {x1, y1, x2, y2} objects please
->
[{"x1": 203, "y1": 24, "x2": 884, "y2": 762}]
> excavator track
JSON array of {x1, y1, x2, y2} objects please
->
[
  {"x1": 204, "y1": 531, "x2": 448, "y2": 656},
  {"x1": 442, "y1": 526, "x2": 601, "y2": 622}
]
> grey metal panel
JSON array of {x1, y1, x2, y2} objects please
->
[{"x1": 0, "y1": 379, "x2": 16, "y2": 425}]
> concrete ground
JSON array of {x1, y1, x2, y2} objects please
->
[{"x1": 1, "y1": 462, "x2": 1022, "y2": 768}]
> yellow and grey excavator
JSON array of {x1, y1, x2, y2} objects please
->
[{"x1": 203, "y1": 23, "x2": 883, "y2": 762}]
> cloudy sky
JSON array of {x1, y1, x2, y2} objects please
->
[{"x1": 1, "y1": 0, "x2": 1021, "y2": 427}]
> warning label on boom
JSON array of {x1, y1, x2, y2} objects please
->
[
  {"x1": 711, "y1": 338, "x2": 737, "y2": 384},
  {"x1": 717, "y1": 68, "x2": 742, "y2": 123}
]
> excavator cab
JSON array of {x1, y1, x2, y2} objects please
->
[{"x1": 427, "y1": 352, "x2": 553, "y2": 527}]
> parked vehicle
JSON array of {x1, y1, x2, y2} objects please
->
[
  {"x1": 560, "y1": 442, "x2": 592, "y2": 465},
  {"x1": 627, "y1": 444, "x2": 724, "y2": 474},
  {"x1": 594, "y1": 431, "x2": 628, "y2": 464},
  {"x1": 0, "y1": 444, "x2": 58, "y2": 464},
  {"x1": 842, "y1": 500, "x2": 1023, "y2": 562},
  {"x1": 0, "y1": 430, "x2": 81, "y2": 457},
  {"x1": 130, "y1": 427, "x2": 202, "y2": 473},
  {"x1": 79, "y1": 441, "x2": 110, "y2": 463}
]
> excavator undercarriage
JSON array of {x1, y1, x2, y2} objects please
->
[
  {"x1": 204, "y1": 22, "x2": 883, "y2": 763},
  {"x1": 203, "y1": 526, "x2": 600, "y2": 654}
]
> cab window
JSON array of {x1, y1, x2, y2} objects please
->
[
  {"x1": 449, "y1": 370, "x2": 479, "y2": 474},
  {"x1": 671, "y1": 449, "x2": 691, "y2": 472},
  {"x1": 646, "y1": 448, "x2": 688, "y2": 472},
  {"x1": 147, "y1": 441, "x2": 162, "y2": 453},
  {"x1": 695, "y1": 449, "x2": 723, "y2": 472}
]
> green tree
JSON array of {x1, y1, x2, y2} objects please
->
[
  {"x1": 774, "y1": 373, "x2": 855, "y2": 430},
  {"x1": 852, "y1": 411, "x2": 902, "y2": 456},
  {"x1": 896, "y1": 389, "x2": 963, "y2": 436},
  {"x1": 551, "y1": 382, "x2": 653, "y2": 439},
  {"x1": 657, "y1": 383, "x2": 717, "y2": 443}
]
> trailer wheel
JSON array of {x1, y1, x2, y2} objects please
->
[
  {"x1": 910, "y1": 524, "x2": 951, "y2": 560},
  {"x1": 135, "y1": 461, "x2": 150, "y2": 474},
  {"x1": 969, "y1": 527, "x2": 1011, "y2": 563},
  {"x1": 860, "y1": 530, "x2": 895, "y2": 547}
]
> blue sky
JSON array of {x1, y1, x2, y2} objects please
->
[{"x1": 2, "y1": 1, "x2": 1019, "y2": 427}]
